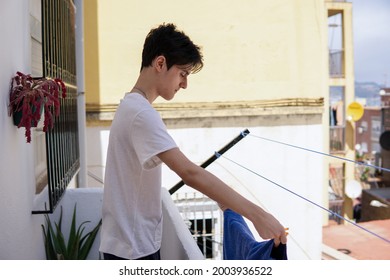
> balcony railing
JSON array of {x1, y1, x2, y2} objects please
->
[
  {"x1": 330, "y1": 126, "x2": 345, "y2": 152},
  {"x1": 172, "y1": 192, "x2": 223, "y2": 259},
  {"x1": 329, "y1": 49, "x2": 344, "y2": 78}
]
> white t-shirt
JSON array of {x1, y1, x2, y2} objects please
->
[{"x1": 99, "y1": 93, "x2": 177, "y2": 259}]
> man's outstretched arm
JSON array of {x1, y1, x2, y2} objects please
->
[{"x1": 158, "y1": 147, "x2": 287, "y2": 246}]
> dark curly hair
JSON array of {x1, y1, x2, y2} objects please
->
[{"x1": 141, "y1": 23, "x2": 203, "y2": 74}]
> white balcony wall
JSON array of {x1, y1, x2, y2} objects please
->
[
  {"x1": 161, "y1": 189, "x2": 205, "y2": 260},
  {"x1": 57, "y1": 188, "x2": 204, "y2": 260}
]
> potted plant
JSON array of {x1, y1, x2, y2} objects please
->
[
  {"x1": 8, "y1": 71, "x2": 67, "y2": 143},
  {"x1": 41, "y1": 204, "x2": 102, "y2": 260}
]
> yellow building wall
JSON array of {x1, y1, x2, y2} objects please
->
[
  {"x1": 84, "y1": 0, "x2": 328, "y2": 108},
  {"x1": 84, "y1": 0, "x2": 100, "y2": 107}
]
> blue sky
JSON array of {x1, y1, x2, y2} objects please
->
[{"x1": 352, "y1": 0, "x2": 390, "y2": 85}]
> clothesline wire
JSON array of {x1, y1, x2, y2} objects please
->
[
  {"x1": 215, "y1": 151, "x2": 390, "y2": 245},
  {"x1": 215, "y1": 161, "x2": 312, "y2": 259},
  {"x1": 247, "y1": 133, "x2": 390, "y2": 174}
]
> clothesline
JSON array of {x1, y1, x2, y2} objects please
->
[
  {"x1": 247, "y1": 133, "x2": 390, "y2": 174},
  {"x1": 215, "y1": 132, "x2": 390, "y2": 243}
]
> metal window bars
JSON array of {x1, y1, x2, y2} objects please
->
[{"x1": 32, "y1": 0, "x2": 79, "y2": 214}]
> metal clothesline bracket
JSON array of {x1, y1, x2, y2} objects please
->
[{"x1": 169, "y1": 128, "x2": 250, "y2": 195}]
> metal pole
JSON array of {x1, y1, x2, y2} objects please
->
[
  {"x1": 169, "y1": 129, "x2": 250, "y2": 195},
  {"x1": 75, "y1": 0, "x2": 87, "y2": 187}
]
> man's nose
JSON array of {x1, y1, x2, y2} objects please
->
[{"x1": 180, "y1": 77, "x2": 187, "y2": 89}]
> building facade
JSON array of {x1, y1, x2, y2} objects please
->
[{"x1": 326, "y1": 0, "x2": 356, "y2": 221}]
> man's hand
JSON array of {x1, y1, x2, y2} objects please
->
[
  {"x1": 250, "y1": 209, "x2": 287, "y2": 247},
  {"x1": 219, "y1": 203, "x2": 288, "y2": 247}
]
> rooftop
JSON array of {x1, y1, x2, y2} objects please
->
[{"x1": 322, "y1": 219, "x2": 390, "y2": 260}]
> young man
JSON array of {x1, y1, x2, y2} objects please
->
[{"x1": 100, "y1": 23, "x2": 287, "y2": 260}]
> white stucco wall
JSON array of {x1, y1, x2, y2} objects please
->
[{"x1": 0, "y1": 0, "x2": 47, "y2": 260}]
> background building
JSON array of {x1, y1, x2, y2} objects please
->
[{"x1": 326, "y1": 1, "x2": 359, "y2": 222}]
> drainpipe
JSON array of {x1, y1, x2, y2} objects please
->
[{"x1": 75, "y1": 0, "x2": 87, "y2": 187}]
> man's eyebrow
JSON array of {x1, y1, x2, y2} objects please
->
[
  {"x1": 178, "y1": 67, "x2": 190, "y2": 76},
  {"x1": 178, "y1": 65, "x2": 192, "y2": 72}
]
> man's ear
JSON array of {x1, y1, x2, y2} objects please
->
[{"x1": 154, "y1": 55, "x2": 166, "y2": 72}]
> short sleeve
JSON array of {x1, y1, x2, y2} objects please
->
[{"x1": 131, "y1": 109, "x2": 177, "y2": 170}]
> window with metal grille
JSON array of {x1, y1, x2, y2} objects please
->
[
  {"x1": 30, "y1": 0, "x2": 48, "y2": 195},
  {"x1": 32, "y1": 0, "x2": 79, "y2": 214},
  {"x1": 173, "y1": 191, "x2": 224, "y2": 259},
  {"x1": 329, "y1": 86, "x2": 345, "y2": 153},
  {"x1": 382, "y1": 108, "x2": 390, "y2": 131}
]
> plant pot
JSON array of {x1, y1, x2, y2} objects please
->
[{"x1": 12, "y1": 103, "x2": 43, "y2": 127}]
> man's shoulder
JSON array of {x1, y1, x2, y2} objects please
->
[{"x1": 119, "y1": 93, "x2": 153, "y2": 113}]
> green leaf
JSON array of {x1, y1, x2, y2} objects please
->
[
  {"x1": 67, "y1": 204, "x2": 80, "y2": 259},
  {"x1": 79, "y1": 219, "x2": 102, "y2": 260},
  {"x1": 54, "y1": 222, "x2": 68, "y2": 259},
  {"x1": 41, "y1": 203, "x2": 102, "y2": 260},
  {"x1": 41, "y1": 219, "x2": 57, "y2": 259}
]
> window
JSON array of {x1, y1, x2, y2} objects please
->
[
  {"x1": 173, "y1": 191, "x2": 223, "y2": 259},
  {"x1": 329, "y1": 86, "x2": 345, "y2": 152},
  {"x1": 30, "y1": 0, "x2": 48, "y2": 194},
  {"x1": 328, "y1": 11, "x2": 344, "y2": 77},
  {"x1": 32, "y1": 0, "x2": 79, "y2": 214},
  {"x1": 329, "y1": 163, "x2": 345, "y2": 224},
  {"x1": 371, "y1": 117, "x2": 381, "y2": 154},
  {"x1": 190, "y1": 218, "x2": 214, "y2": 259}
]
